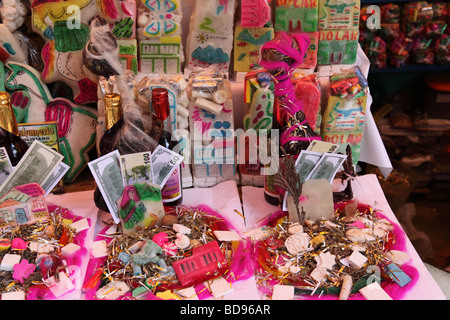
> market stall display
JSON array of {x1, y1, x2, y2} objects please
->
[{"x1": 0, "y1": 0, "x2": 445, "y2": 301}]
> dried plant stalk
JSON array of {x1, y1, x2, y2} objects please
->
[{"x1": 273, "y1": 148, "x2": 304, "y2": 223}]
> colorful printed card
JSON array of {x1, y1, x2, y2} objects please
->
[
  {"x1": 317, "y1": 29, "x2": 359, "y2": 65},
  {"x1": 234, "y1": 25, "x2": 274, "y2": 72},
  {"x1": 274, "y1": 0, "x2": 319, "y2": 33},
  {"x1": 318, "y1": 0, "x2": 361, "y2": 30}
]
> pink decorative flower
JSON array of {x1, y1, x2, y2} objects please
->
[{"x1": 13, "y1": 259, "x2": 36, "y2": 284}]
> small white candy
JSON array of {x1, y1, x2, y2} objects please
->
[
  {"x1": 310, "y1": 267, "x2": 329, "y2": 282},
  {"x1": 346, "y1": 229, "x2": 367, "y2": 243},
  {"x1": 203, "y1": 276, "x2": 234, "y2": 298},
  {"x1": 61, "y1": 243, "x2": 81, "y2": 257},
  {"x1": 92, "y1": 240, "x2": 108, "y2": 258},
  {"x1": 175, "y1": 233, "x2": 190, "y2": 249},
  {"x1": 359, "y1": 282, "x2": 392, "y2": 300},
  {"x1": 195, "y1": 97, "x2": 224, "y2": 114},
  {"x1": 339, "y1": 275, "x2": 353, "y2": 300},
  {"x1": 285, "y1": 233, "x2": 310, "y2": 255},
  {"x1": 70, "y1": 218, "x2": 90, "y2": 233},
  {"x1": 384, "y1": 250, "x2": 411, "y2": 265},
  {"x1": 2, "y1": 290, "x2": 26, "y2": 300},
  {"x1": 0, "y1": 254, "x2": 21, "y2": 271},
  {"x1": 213, "y1": 230, "x2": 241, "y2": 242},
  {"x1": 173, "y1": 223, "x2": 191, "y2": 235},
  {"x1": 348, "y1": 251, "x2": 368, "y2": 269},
  {"x1": 137, "y1": 14, "x2": 149, "y2": 27},
  {"x1": 288, "y1": 223, "x2": 303, "y2": 234},
  {"x1": 175, "y1": 286, "x2": 198, "y2": 300},
  {"x1": 272, "y1": 284, "x2": 294, "y2": 300},
  {"x1": 29, "y1": 242, "x2": 55, "y2": 254},
  {"x1": 96, "y1": 281, "x2": 130, "y2": 300},
  {"x1": 44, "y1": 272, "x2": 75, "y2": 298},
  {"x1": 212, "y1": 90, "x2": 228, "y2": 104}
]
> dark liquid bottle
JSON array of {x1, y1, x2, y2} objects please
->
[
  {"x1": 0, "y1": 92, "x2": 29, "y2": 166},
  {"x1": 94, "y1": 93, "x2": 126, "y2": 212},
  {"x1": 152, "y1": 88, "x2": 183, "y2": 206}
]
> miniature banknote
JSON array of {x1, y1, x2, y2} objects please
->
[
  {"x1": 295, "y1": 150, "x2": 323, "y2": 184},
  {"x1": 0, "y1": 147, "x2": 13, "y2": 185},
  {"x1": 0, "y1": 140, "x2": 64, "y2": 198},
  {"x1": 88, "y1": 150, "x2": 123, "y2": 223},
  {"x1": 305, "y1": 153, "x2": 347, "y2": 183},
  {"x1": 42, "y1": 162, "x2": 70, "y2": 197},
  {"x1": 151, "y1": 145, "x2": 184, "y2": 188},
  {"x1": 307, "y1": 140, "x2": 340, "y2": 154},
  {"x1": 119, "y1": 151, "x2": 152, "y2": 186}
]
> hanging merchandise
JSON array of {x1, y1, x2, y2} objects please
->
[{"x1": 321, "y1": 66, "x2": 368, "y2": 164}]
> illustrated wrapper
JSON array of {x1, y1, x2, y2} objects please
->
[
  {"x1": 274, "y1": 0, "x2": 319, "y2": 33},
  {"x1": 117, "y1": 182, "x2": 165, "y2": 234},
  {"x1": 30, "y1": 0, "x2": 103, "y2": 104},
  {"x1": 137, "y1": 0, "x2": 184, "y2": 74},
  {"x1": 139, "y1": 36, "x2": 183, "y2": 74},
  {"x1": 5, "y1": 61, "x2": 98, "y2": 183},
  {"x1": 0, "y1": 184, "x2": 49, "y2": 226},
  {"x1": 297, "y1": 31, "x2": 318, "y2": 69},
  {"x1": 118, "y1": 39, "x2": 139, "y2": 74},
  {"x1": 243, "y1": 69, "x2": 274, "y2": 132},
  {"x1": 318, "y1": 0, "x2": 361, "y2": 30},
  {"x1": 187, "y1": 68, "x2": 237, "y2": 188},
  {"x1": 140, "y1": 0, "x2": 183, "y2": 38},
  {"x1": 321, "y1": 67, "x2": 368, "y2": 164},
  {"x1": 317, "y1": 29, "x2": 359, "y2": 65},
  {"x1": 185, "y1": 0, "x2": 236, "y2": 74},
  {"x1": 234, "y1": 24, "x2": 274, "y2": 72},
  {"x1": 240, "y1": 70, "x2": 274, "y2": 180}
]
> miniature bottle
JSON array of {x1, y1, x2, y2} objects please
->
[
  {"x1": 0, "y1": 92, "x2": 29, "y2": 166},
  {"x1": 151, "y1": 88, "x2": 183, "y2": 206}
]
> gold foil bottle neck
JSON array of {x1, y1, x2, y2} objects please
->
[
  {"x1": 104, "y1": 93, "x2": 123, "y2": 131},
  {"x1": 0, "y1": 92, "x2": 19, "y2": 135}
]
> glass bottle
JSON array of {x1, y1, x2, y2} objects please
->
[
  {"x1": 95, "y1": 93, "x2": 125, "y2": 212},
  {"x1": 151, "y1": 88, "x2": 183, "y2": 206},
  {"x1": 0, "y1": 92, "x2": 29, "y2": 167}
]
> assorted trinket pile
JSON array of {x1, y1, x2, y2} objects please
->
[
  {"x1": 252, "y1": 201, "x2": 417, "y2": 300},
  {"x1": 83, "y1": 205, "x2": 252, "y2": 300}
]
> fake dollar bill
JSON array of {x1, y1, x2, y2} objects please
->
[
  {"x1": 88, "y1": 150, "x2": 123, "y2": 224},
  {"x1": 0, "y1": 140, "x2": 64, "y2": 198},
  {"x1": 119, "y1": 152, "x2": 152, "y2": 186},
  {"x1": 42, "y1": 162, "x2": 70, "y2": 196},
  {"x1": 0, "y1": 147, "x2": 13, "y2": 185},
  {"x1": 295, "y1": 150, "x2": 323, "y2": 184},
  {"x1": 305, "y1": 153, "x2": 347, "y2": 183},
  {"x1": 151, "y1": 145, "x2": 184, "y2": 188}
]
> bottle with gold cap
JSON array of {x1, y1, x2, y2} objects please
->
[
  {"x1": 0, "y1": 92, "x2": 29, "y2": 166},
  {"x1": 95, "y1": 93, "x2": 128, "y2": 212},
  {"x1": 99, "y1": 93, "x2": 125, "y2": 156}
]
